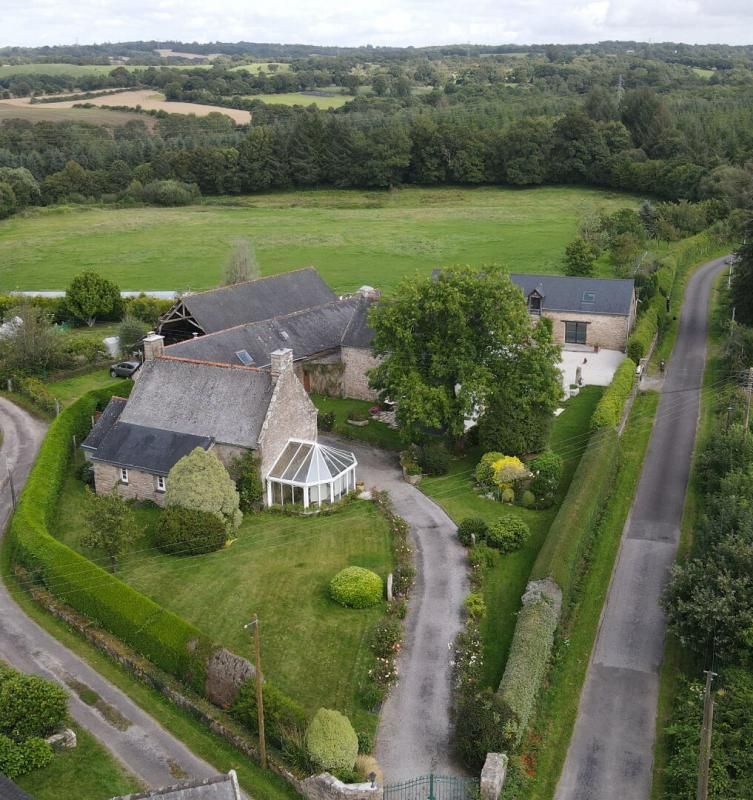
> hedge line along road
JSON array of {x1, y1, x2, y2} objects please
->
[
  {"x1": 555, "y1": 255, "x2": 729, "y2": 800},
  {"x1": 0, "y1": 396, "x2": 218, "y2": 788}
]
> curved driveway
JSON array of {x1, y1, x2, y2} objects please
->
[
  {"x1": 0, "y1": 397, "x2": 217, "y2": 788},
  {"x1": 555, "y1": 256, "x2": 728, "y2": 800},
  {"x1": 322, "y1": 436, "x2": 468, "y2": 781}
]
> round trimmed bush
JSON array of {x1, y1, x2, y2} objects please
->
[
  {"x1": 329, "y1": 567, "x2": 383, "y2": 609},
  {"x1": 486, "y1": 517, "x2": 531, "y2": 553},
  {"x1": 519, "y1": 490, "x2": 536, "y2": 508},
  {"x1": 305, "y1": 708, "x2": 358, "y2": 774},
  {"x1": 457, "y1": 517, "x2": 488, "y2": 546},
  {"x1": 501, "y1": 487, "x2": 515, "y2": 504},
  {"x1": 0, "y1": 674, "x2": 68, "y2": 741},
  {"x1": 155, "y1": 506, "x2": 227, "y2": 556}
]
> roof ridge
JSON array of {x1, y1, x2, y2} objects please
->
[
  {"x1": 340, "y1": 293, "x2": 369, "y2": 346},
  {"x1": 155, "y1": 355, "x2": 270, "y2": 373},
  {"x1": 180, "y1": 267, "x2": 317, "y2": 300}
]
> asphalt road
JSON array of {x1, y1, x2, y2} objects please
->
[
  {"x1": 555, "y1": 256, "x2": 728, "y2": 800},
  {"x1": 322, "y1": 436, "x2": 468, "y2": 782},
  {"x1": 0, "y1": 396, "x2": 218, "y2": 788}
]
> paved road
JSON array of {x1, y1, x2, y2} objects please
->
[
  {"x1": 555, "y1": 256, "x2": 728, "y2": 800},
  {"x1": 323, "y1": 436, "x2": 468, "y2": 781},
  {"x1": 0, "y1": 396, "x2": 218, "y2": 788}
]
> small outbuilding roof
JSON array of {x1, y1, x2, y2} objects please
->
[
  {"x1": 178, "y1": 268, "x2": 336, "y2": 334},
  {"x1": 267, "y1": 439, "x2": 357, "y2": 484},
  {"x1": 91, "y1": 422, "x2": 213, "y2": 475},
  {"x1": 119, "y1": 358, "x2": 273, "y2": 449},
  {"x1": 509, "y1": 274, "x2": 635, "y2": 316},
  {"x1": 111, "y1": 770, "x2": 242, "y2": 800},
  {"x1": 81, "y1": 396, "x2": 128, "y2": 451}
]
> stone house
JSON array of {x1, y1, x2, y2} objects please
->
[
  {"x1": 509, "y1": 274, "x2": 637, "y2": 351},
  {"x1": 81, "y1": 338, "x2": 355, "y2": 508},
  {"x1": 162, "y1": 282, "x2": 380, "y2": 402}
]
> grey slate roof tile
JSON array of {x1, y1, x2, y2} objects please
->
[
  {"x1": 111, "y1": 770, "x2": 242, "y2": 799},
  {"x1": 81, "y1": 396, "x2": 128, "y2": 450},
  {"x1": 509, "y1": 273, "x2": 635, "y2": 316}
]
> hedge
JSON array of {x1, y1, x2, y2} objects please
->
[
  {"x1": 590, "y1": 358, "x2": 636, "y2": 430},
  {"x1": 627, "y1": 294, "x2": 665, "y2": 363},
  {"x1": 8, "y1": 384, "x2": 216, "y2": 693},
  {"x1": 530, "y1": 428, "x2": 620, "y2": 608},
  {"x1": 305, "y1": 708, "x2": 358, "y2": 775},
  {"x1": 496, "y1": 596, "x2": 559, "y2": 748}
]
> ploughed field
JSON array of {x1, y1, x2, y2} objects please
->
[{"x1": 0, "y1": 186, "x2": 637, "y2": 292}]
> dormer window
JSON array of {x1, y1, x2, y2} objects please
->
[{"x1": 528, "y1": 293, "x2": 542, "y2": 315}]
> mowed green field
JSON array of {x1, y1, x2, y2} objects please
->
[
  {"x1": 0, "y1": 186, "x2": 636, "y2": 292},
  {"x1": 0, "y1": 63, "x2": 115, "y2": 77},
  {"x1": 244, "y1": 91, "x2": 350, "y2": 108}
]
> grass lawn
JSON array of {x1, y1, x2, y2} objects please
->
[
  {"x1": 243, "y1": 92, "x2": 350, "y2": 108},
  {"x1": 312, "y1": 394, "x2": 402, "y2": 450},
  {"x1": 421, "y1": 385, "x2": 603, "y2": 688},
  {"x1": 0, "y1": 186, "x2": 638, "y2": 292},
  {"x1": 16, "y1": 723, "x2": 142, "y2": 799},
  {"x1": 521, "y1": 390, "x2": 660, "y2": 798},
  {"x1": 47, "y1": 368, "x2": 124, "y2": 405},
  {"x1": 53, "y1": 472, "x2": 393, "y2": 734}
]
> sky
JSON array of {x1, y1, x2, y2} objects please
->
[{"x1": 2, "y1": 0, "x2": 753, "y2": 49}]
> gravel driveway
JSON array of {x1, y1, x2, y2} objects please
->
[{"x1": 322, "y1": 436, "x2": 469, "y2": 781}]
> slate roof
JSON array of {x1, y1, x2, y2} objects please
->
[
  {"x1": 91, "y1": 422, "x2": 213, "y2": 475},
  {"x1": 81, "y1": 396, "x2": 128, "y2": 451},
  {"x1": 179, "y1": 268, "x2": 336, "y2": 334},
  {"x1": 119, "y1": 358, "x2": 274, "y2": 448},
  {"x1": 509, "y1": 274, "x2": 635, "y2": 316},
  {"x1": 111, "y1": 770, "x2": 242, "y2": 800},
  {"x1": 164, "y1": 296, "x2": 375, "y2": 367},
  {"x1": 0, "y1": 775, "x2": 34, "y2": 800}
]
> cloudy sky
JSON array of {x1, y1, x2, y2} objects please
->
[{"x1": 3, "y1": 0, "x2": 752, "y2": 49}]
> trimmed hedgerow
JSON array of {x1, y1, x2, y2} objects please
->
[
  {"x1": 496, "y1": 596, "x2": 559, "y2": 748},
  {"x1": 155, "y1": 506, "x2": 227, "y2": 556},
  {"x1": 305, "y1": 708, "x2": 358, "y2": 775},
  {"x1": 530, "y1": 429, "x2": 619, "y2": 608},
  {"x1": 8, "y1": 384, "x2": 216, "y2": 693},
  {"x1": 627, "y1": 294, "x2": 665, "y2": 362},
  {"x1": 590, "y1": 358, "x2": 636, "y2": 431},
  {"x1": 329, "y1": 567, "x2": 383, "y2": 609}
]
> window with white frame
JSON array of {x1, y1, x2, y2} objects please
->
[
  {"x1": 156, "y1": 475, "x2": 166, "y2": 492},
  {"x1": 120, "y1": 467, "x2": 129, "y2": 484}
]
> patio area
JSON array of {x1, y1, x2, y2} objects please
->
[{"x1": 560, "y1": 346, "x2": 626, "y2": 390}]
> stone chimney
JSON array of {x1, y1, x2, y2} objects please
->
[
  {"x1": 358, "y1": 285, "x2": 380, "y2": 300},
  {"x1": 270, "y1": 348, "x2": 293, "y2": 381},
  {"x1": 143, "y1": 332, "x2": 165, "y2": 361}
]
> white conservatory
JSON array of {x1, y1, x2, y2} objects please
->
[{"x1": 265, "y1": 439, "x2": 358, "y2": 508}]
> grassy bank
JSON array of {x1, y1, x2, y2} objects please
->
[{"x1": 0, "y1": 186, "x2": 637, "y2": 291}]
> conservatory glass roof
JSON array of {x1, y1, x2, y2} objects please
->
[{"x1": 268, "y1": 440, "x2": 357, "y2": 485}]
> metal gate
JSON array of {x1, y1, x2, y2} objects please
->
[{"x1": 383, "y1": 774, "x2": 479, "y2": 800}]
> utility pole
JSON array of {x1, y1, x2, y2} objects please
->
[
  {"x1": 696, "y1": 669, "x2": 717, "y2": 800},
  {"x1": 744, "y1": 368, "x2": 753, "y2": 437},
  {"x1": 5, "y1": 458, "x2": 16, "y2": 511},
  {"x1": 244, "y1": 615, "x2": 267, "y2": 769}
]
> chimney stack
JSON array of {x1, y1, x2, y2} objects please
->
[
  {"x1": 143, "y1": 332, "x2": 165, "y2": 361},
  {"x1": 270, "y1": 348, "x2": 293, "y2": 381}
]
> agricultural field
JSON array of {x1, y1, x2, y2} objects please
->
[
  {"x1": 53, "y1": 475, "x2": 393, "y2": 733},
  {"x1": 2, "y1": 89, "x2": 251, "y2": 124},
  {"x1": 244, "y1": 91, "x2": 350, "y2": 108},
  {"x1": 0, "y1": 100, "x2": 149, "y2": 125},
  {"x1": 0, "y1": 63, "x2": 116, "y2": 77},
  {"x1": 0, "y1": 186, "x2": 637, "y2": 292}
]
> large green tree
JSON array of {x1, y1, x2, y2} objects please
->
[
  {"x1": 65, "y1": 271, "x2": 122, "y2": 327},
  {"x1": 82, "y1": 489, "x2": 141, "y2": 573},
  {"x1": 369, "y1": 266, "x2": 561, "y2": 444},
  {"x1": 731, "y1": 221, "x2": 753, "y2": 326}
]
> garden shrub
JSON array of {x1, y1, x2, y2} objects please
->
[
  {"x1": 497, "y1": 596, "x2": 559, "y2": 748},
  {"x1": 529, "y1": 450, "x2": 563, "y2": 505},
  {"x1": 61, "y1": 335, "x2": 108, "y2": 365},
  {"x1": 0, "y1": 734, "x2": 53, "y2": 779},
  {"x1": 457, "y1": 517, "x2": 488, "y2": 546},
  {"x1": 356, "y1": 730, "x2": 373, "y2": 755},
  {"x1": 415, "y1": 441, "x2": 451, "y2": 476},
  {"x1": 464, "y1": 592, "x2": 487, "y2": 620},
  {"x1": 590, "y1": 358, "x2": 636, "y2": 431},
  {"x1": 317, "y1": 411, "x2": 335, "y2": 432},
  {"x1": 347, "y1": 407, "x2": 369, "y2": 422},
  {"x1": 232, "y1": 680, "x2": 307, "y2": 751},
  {"x1": 0, "y1": 673, "x2": 68, "y2": 740},
  {"x1": 627, "y1": 295, "x2": 664, "y2": 362},
  {"x1": 519, "y1": 490, "x2": 536, "y2": 508},
  {"x1": 329, "y1": 567, "x2": 383, "y2": 609},
  {"x1": 17, "y1": 377, "x2": 57, "y2": 415},
  {"x1": 371, "y1": 618, "x2": 402, "y2": 659},
  {"x1": 486, "y1": 517, "x2": 530, "y2": 553},
  {"x1": 155, "y1": 506, "x2": 227, "y2": 556},
  {"x1": 454, "y1": 687, "x2": 508, "y2": 770},
  {"x1": 8, "y1": 384, "x2": 216, "y2": 693},
  {"x1": 305, "y1": 708, "x2": 359, "y2": 774},
  {"x1": 500, "y1": 487, "x2": 515, "y2": 504},
  {"x1": 400, "y1": 447, "x2": 422, "y2": 476},
  {"x1": 229, "y1": 450, "x2": 264, "y2": 512},
  {"x1": 474, "y1": 451, "x2": 504, "y2": 490}
]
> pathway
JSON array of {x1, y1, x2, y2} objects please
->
[
  {"x1": 554, "y1": 256, "x2": 728, "y2": 800},
  {"x1": 0, "y1": 396, "x2": 218, "y2": 788},
  {"x1": 322, "y1": 436, "x2": 468, "y2": 781}
]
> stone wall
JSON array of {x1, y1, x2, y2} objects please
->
[
  {"x1": 340, "y1": 347, "x2": 380, "y2": 401},
  {"x1": 205, "y1": 648, "x2": 256, "y2": 708},
  {"x1": 93, "y1": 461, "x2": 166, "y2": 506},
  {"x1": 257, "y1": 363, "x2": 318, "y2": 481},
  {"x1": 480, "y1": 753, "x2": 508, "y2": 800},
  {"x1": 297, "y1": 773, "x2": 383, "y2": 800},
  {"x1": 543, "y1": 311, "x2": 632, "y2": 352}
]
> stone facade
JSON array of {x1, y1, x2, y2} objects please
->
[
  {"x1": 298, "y1": 773, "x2": 382, "y2": 800},
  {"x1": 257, "y1": 356, "x2": 318, "y2": 479},
  {"x1": 542, "y1": 310, "x2": 634, "y2": 352},
  {"x1": 341, "y1": 347, "x2": 380, "y2": 401},
  {"x1": 480, "y1": 753, "x2": 508, "y2": 800},
  {"x1": 93, "y1": 461, "x2": 168, "y2": 506}
]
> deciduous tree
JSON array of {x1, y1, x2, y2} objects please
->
[
  {"x1": 65, "y1": 271, "x2": 122, "y2": 327},
  {"x1": 81, "y1": 489, "x2": 142, "y2": 573}
]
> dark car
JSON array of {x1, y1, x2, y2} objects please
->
[{"x1": 110, "y1": 360, "x2": 141, "y2": 378}]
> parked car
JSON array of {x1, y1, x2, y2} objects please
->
[{"x1": 110, "y1": 360, "x2": 141, "y2": 378}]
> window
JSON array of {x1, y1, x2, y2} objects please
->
[
  {"x1": 528, "y1": 295, "x2": 542, "y2": 315},
  {"x1": 565, "y1": 321, "x2": 588, "y2": 345},
  {"x1": 120, "y1": 467, "x2": 129, "y2": 484},
  {"x1": 156, "y1": 475, "x2": 166, "y2": 492},
  {"x1": 235, "y1": 350, "x2": 254, "y2": 367},
  {"x1": 582, "y1": 291, "x2": 596, "y2": 304}
]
